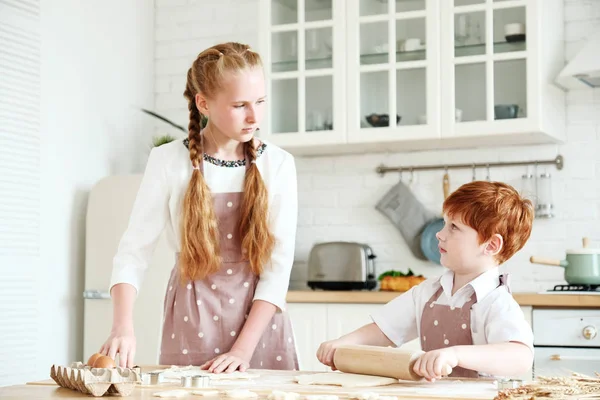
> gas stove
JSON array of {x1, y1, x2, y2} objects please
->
[{"x1": 542, "y1": 284, "x2": 600, "y2": 294}]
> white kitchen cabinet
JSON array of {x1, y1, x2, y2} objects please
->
[
  {"x1": 258, "y1": 0, "x2": 347, "y2": 149},
  {"x1": 345, "y1": 0, "x2": 441, "y2": 146},
  {"x1": 287, "y1": 303, "x2": 329, "y2": 371},
  {"x1": 521, "y1": 305, "x2": 532, "y2": 328},
  {"x1": 326, "y1": 304, "x2": 381, "y2": 340},
  {"x1": 258, "y1": 0, "x2": 564, "y2": 156},
  {"x1": 439, "y1": 0, "x2": 565, "y2": 147}
]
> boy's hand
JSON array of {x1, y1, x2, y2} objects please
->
[
  {"x1": 413, "y1": 347, "x2": 459, "y2": 382},
  {"x1": 316, "y1": 339, "x2": 347, "y2": 369}
]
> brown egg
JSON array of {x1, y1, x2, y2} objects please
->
[
  {"x1": 93, "y1": 355, "x2": 116, "y2": 368},
  {"x1": 87, "y1": 352, "x2": 103, "y2": 367}
]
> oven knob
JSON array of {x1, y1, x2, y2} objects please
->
[{"x1": 583, "y1": 325, "x2": 597, "y2": 340}]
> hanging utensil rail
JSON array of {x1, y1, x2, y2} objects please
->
[{"x1": 376, "y1": 155, "x2": 564, "y2": 176}]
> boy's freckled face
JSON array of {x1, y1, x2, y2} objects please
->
[{"x1": 435, "y1": 214, "x2": 485, "y2": 272}]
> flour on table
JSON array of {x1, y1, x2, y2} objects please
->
[
  {"x1": 268, "y1": 390, "x2": 301, "y2": 400},
  {"x1": 349, "y1": 392, "x2": 379, "y2": 400},
  {"x1": 152, "y1": 390, "x2": 188, "y2": 398},
  {"x1": 349, "y1": 393, "x2": 399, "y2": 400},
  {"x1": 305, "y1": 395, "x2": 339, "y2": 400},
  {"x1": 225, "y1": 389, "x2": 259, "y2": 398},
  {"x1": 192, "y1": 390, "x2": 220, "y2": 397},
  {"x1": 295, "y1": 372, "x2": 397, "y2": 388}
]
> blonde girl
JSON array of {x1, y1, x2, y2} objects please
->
[{"x1": 101, "y1": 42, "x2": 299, "y2": 373}]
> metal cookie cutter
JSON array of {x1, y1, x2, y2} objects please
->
[
  {"x1": 181, "y1": 375, "x2": 193, "y2": 388},
  {"x1": 192, "y1": 375, "x2": 211, "y2": 388},
  {"x1": 148, "y1": 371, "x2": 162, "y2": 385},
  {"x1": 497, "y1": 378, "x2": 523, "y2": 390}
]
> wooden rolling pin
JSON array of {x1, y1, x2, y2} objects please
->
[{"x1": 333, "y1": 344, "x2": 452, "y2": 381}]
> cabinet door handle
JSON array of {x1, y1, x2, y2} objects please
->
[
  {"x1": 550, "y1": 354, "x2": 600, "y2": 361},
  {"x1": 83, "y1": 290, "x2": 110, "y2": 299}
]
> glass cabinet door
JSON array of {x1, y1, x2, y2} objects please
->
[
  {"x1": 262, "y1": 0, "x2": 345, "y2": 146},
  {"x1": 444, "y1": 0, "x2": 528, "y2": 135},
  {"x1": 347, "y1": 0, "x2": 440, "y2": 143}
]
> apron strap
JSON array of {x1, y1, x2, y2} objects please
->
[{"x1": 498, "y1": 273, "x2": 511, "y2": 293}]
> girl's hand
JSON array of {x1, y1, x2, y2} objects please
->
[
  {"x1": 100, "y1": 326, "x2": 136, "y2": 368},
  {"x1": 412, "y1": 347, "x2": 458, "y2": 382},
  {"x1": 200, "y1": 349, "x2": 251, "y2": 373}
]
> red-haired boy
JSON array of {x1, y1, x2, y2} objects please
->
[{"x1": 317, "y1": 181, "x2": 535, "y2": 381}]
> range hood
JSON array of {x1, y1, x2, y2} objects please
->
[{"x1": 556, "y1": 30, "x2": 600, "y2": 89}]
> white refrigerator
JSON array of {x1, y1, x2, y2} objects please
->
[{"x1": 83, "y1": 175, "x2": 173, "y2": 365}]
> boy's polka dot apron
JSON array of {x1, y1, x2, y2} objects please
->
[{"x1": 419, "y1": 274, "x2": 510, "y2": 378}]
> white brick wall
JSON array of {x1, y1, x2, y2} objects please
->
[{"x1": 155, "y1": 0, "x2": 600, "y2": 293}]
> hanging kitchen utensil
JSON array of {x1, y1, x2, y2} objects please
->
[
  {"x1": 375, "y1": 173, "x2": 436, "y2": 260},
  {"x1": 419, "y1": 171, "x2": 451, "y2": 264},
  {"x1": 535, "y1": 172, "x2": 554, "y2": 218},
  {"x1": 530, "y1": 237, "x2": 600, "y2": 285}
]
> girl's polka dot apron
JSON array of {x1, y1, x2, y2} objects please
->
[{"x1": 159, "y1": 162, "x2": 298, "y2": 370}]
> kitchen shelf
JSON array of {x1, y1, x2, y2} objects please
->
[
  {"x1": 273, "y1": 0, "x2": 331, "y2": 12},
  {"x1": 455, "y1": 39, "x2": 527, "y2": 57},
  {"x1": 271, "y1": 40, "x2": 526, "y2": 72},
  {"x1": 272, "y1": 57, "x2": 333, "y2": 73}
]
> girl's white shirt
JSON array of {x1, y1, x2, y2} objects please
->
[{"x1": 109, "y1": 139, "x2": 297, "y2": 312}]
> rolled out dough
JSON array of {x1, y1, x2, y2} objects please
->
[
  {"x1": 152, "y1": 390, "x2": 188, "y2": 398},
  {"x1": 156, "y1": 366, "x2": 259, "y2": 381},
  {"x1": 207, "y1": 372, "x2": 259, "y2": 380},
  {"x1": 295, "y1": 372, "x2": 398, "y2": 388}
]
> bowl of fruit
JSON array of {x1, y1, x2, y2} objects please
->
[{"x1": 378, "y1": 269, "x2": 426, "y2": 292}]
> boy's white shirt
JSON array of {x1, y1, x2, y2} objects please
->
[{"x1": 371, "y1": 267, "x2": 534, "y2": 352}]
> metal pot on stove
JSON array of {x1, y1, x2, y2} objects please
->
[{"x1": 530, "y1": 237, "x2": 600, "y2": 285}]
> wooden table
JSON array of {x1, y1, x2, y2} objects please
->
[{"x1": 0, "y1": 368, "x2": 501, "y2": 400}]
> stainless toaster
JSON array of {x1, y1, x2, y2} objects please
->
[{"x1": 307, "y1": 242, "x2": 377, "y2": 291}]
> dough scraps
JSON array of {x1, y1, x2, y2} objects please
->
[
  {"x1": 192, "y1": 390, "x2": 220, "y2": 397},
  {"x1": 268, "y1": 390, "x2": 302, "y2": 400},
  {"x1": 295, "y1": 372, "x2": 398, "y2": 388}
]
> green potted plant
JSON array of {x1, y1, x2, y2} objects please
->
[{"x1": 142, "y1": 108, "x2": 208, "y2": 148}]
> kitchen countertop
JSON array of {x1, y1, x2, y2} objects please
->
[
  {"x1": 3, "y1": 368, "x2": 499, "y2": 400},
  {"x1": 286, "y1": 290, "x2": 600, "y2": 308}
]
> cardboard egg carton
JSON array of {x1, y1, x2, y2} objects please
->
[{"x1": 50, "y1": 362, "x2": 141, "y2": 397}]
